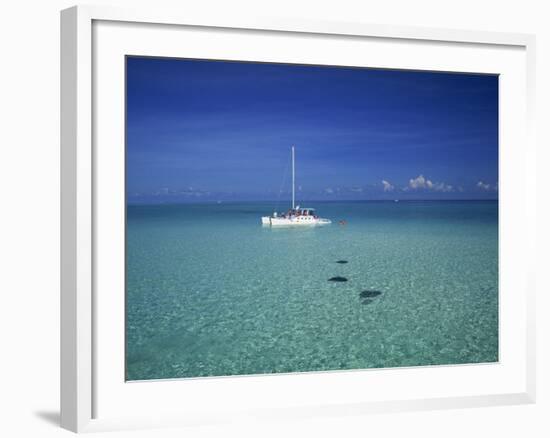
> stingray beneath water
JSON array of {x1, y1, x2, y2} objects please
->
[
  {"x1": 359, "y1": 290, "x2": 382, "y2": 299},
  {"x1": 328, "y1": 276, "x2": 348, "y2": 282}
]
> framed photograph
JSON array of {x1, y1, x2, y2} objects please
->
[{"x1": 61, "y1": 5, "x2": 536, "y2": 433}]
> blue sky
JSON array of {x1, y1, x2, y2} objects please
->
[{"x1": 126, "y1": 56, "x2": 498, "y2": 203}]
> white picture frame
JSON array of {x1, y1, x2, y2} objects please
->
[{"x1": 60, "y1": 4, "x2": 536, "y2": 433}]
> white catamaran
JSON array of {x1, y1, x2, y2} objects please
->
[{"x1": 261, "y1": 146, "x2": 331, "y2": 227}]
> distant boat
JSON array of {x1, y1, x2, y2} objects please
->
[{"x1": 261, "y1": 146, "x2": 331, "y2": 227}]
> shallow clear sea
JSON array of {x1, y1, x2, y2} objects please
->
[{"x1": 126, "y1": 200, "x2": 498, "y2": 381}]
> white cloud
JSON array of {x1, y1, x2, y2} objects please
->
[
  {"x1": 407, "y1": 175, "x2": 453, "y2": 193},
  {"x1": 477, "y1": 181, "x2": 491, "y2": 191},
  {"x1": 409, "y1": 174, "x2": 429, "y2": 189},
  {"x1": 151, "y1": 186, "x2": 211, "y2": 197},
  {"x1": 324, "y1": 187, "x2": 334, "y2": 194},
  {"x1": 433, "y1": 182, "x2": 453, "y2": 192},
  {"x1": 382, "y1": 180, "x2": 395, "y2": 192}
]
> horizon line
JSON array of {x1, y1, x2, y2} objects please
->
[{"x1": 127, "y1": 198, "x2": 499, "y2": 206}]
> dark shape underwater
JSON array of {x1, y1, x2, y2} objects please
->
[
  {"x1": 361, "y1": 299, "x2": 374, "y2": 305},
  {"x1": 359, "y1": 290, "x2": 382, "y2": 298},
  {"x1": 328, "y1": 276, "x2": 348, "y2": 282},
  {"x1": 336, "y1": 260, "x2": 348, "y2": 264}
]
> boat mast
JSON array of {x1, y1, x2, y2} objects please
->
[{"x1": 291, "y1": 146, "x2": 295, "y2": 210}]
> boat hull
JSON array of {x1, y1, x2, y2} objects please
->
[{"x1": 261, "y1": 216, "x2": 331, "y2": 227}]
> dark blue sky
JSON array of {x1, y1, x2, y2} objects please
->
[{"x1": 126, "y1": 56, "x2": 498, "y2": 203}]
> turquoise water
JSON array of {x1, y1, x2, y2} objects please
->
[{"x1": 126, "y1": 201, "x2": 498, "y2": 381}]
